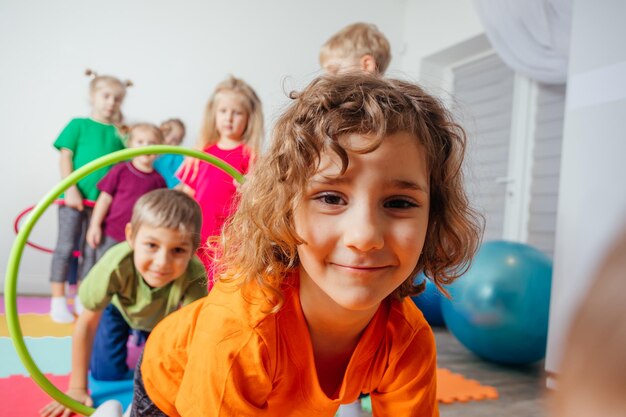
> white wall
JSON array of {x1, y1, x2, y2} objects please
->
[
  {"x1": 1, "y1": 0, "x2": 484, "y2": 294},
  {"x1": 545, "y1": 0, "x2": 626, "y2": 378},
  {"x1": 399, "y1": 0, "x2": 484, "y2": 79}
]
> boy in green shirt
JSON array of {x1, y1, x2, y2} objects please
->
[{"x1": 41, "y1": 189, "x2": 207, "y2": 417}]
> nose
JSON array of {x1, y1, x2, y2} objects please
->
[
  {"x1": 153, "y1": 249, "x2": 170, "y2": 267},
  {"x1": 342, "y1": 202, "x2": 385, "y2": 252}
]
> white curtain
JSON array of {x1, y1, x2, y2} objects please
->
[{"x1": 473, "y1": 0, "x2": 573, "y2": 84}]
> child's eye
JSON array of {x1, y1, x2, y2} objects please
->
[
  {"x1": 145, "y1": 242, "x2": 158, "y2": 249},
  {"x1": 173, "y1": 247, "x2": 188, "y2": 255},
  {"x1": 384, "y1": 198, "x2": 419, "y2": 209},
  {"x1": 314, "y1": 193, "x2": 345, "y2": 206}
]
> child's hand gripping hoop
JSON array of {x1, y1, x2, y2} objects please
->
[{"x1": 4, "y1": 146, "x2": 244, "y2": 416}]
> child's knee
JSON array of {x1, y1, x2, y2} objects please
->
[{"x1": 90, "y1": 360, "x2": 132, "y2": 381}]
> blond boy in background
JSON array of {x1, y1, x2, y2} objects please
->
[{"x1": 319, "y1": 22, "x2": 391, "y2": 76}]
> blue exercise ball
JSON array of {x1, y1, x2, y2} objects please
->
[
  {"x1": 411, "y1": 273, "x2": 445, "y2": 327},
  {"x1": 441, "y1": 240, "x2": 552, "y2": 365}
]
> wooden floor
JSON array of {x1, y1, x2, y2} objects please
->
[{"x1": 434, "y1": 327, "x2": 548, "y2": 417}]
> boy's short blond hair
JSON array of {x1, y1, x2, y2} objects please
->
[
  {"x1": 129, "y1": 189, "x2": 202, "y2": 250},
  {"x1": 320, "y1": 22, "x2": 391, "y2": 74}
]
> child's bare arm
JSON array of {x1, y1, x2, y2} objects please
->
[
  {"x1": 86, "y1": 192, "x2": 113, "y2": 248},
  {"x1": 178, "y1": 157, "x2": 200, "y2": 183},
  {"x1": 69, "y1": 308, "x2": 103, "y2": 395},
  {"x1": 174, "y1": 156, "x2": 198, "y2": 197},
  {"x1": 40, "y1": 308, "x2": 103, "y2": 417},
  {"x1": 59, "y1": 148, "x2": 84, "y2": 211}
]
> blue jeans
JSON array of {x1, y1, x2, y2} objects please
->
[{"x1": 90, "y1": 304, "x2": 150, "y2": 380}]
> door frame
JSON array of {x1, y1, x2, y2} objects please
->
[{"x1": 420, "y1": 34, "x2": 537, "y2": 243}]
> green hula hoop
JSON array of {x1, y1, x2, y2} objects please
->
[{"x1": 4, "y1": 145, "x2": 244, "y2": 416}]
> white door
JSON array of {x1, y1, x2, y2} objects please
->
[{"x1": 452, "y1": 53, "x2": 516, "y2": 242}]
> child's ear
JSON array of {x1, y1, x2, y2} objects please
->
[
  {"x1": 125, "y1": 223, "x2": 134, "y2": 245},
  {"x1": 360, "y1": 55, "x2": 378, "y2": 74}
]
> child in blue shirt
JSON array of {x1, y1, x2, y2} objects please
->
[{"x1": 153, "y1": 118, "x2": 186, "y2": 188}]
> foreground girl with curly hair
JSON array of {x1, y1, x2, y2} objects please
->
[{"x1": 131, "y1": 74, "x2": 482, "y2": 417}]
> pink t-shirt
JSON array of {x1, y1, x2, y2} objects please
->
[
  {"x1": 98, "y1": 162, "x2": 166, "y2": 241},
  {"x1": 177, "y1": 144, "x2": 252, "y2": 273}
]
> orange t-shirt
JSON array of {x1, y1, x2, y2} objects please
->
[{"x1": 141, "y1": 276, "x2": 439, "y2": 417}]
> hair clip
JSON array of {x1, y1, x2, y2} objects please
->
[{"x1": 85, "y1": 68, "x2": 98, "y2": 79}]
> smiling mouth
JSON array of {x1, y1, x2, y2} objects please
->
[{"x1": 332, "y1": 263, "x2": 390, "y2": 271}]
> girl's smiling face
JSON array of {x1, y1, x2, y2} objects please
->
[{"x1": 295, "y1": 132, "x2": 430, "y2": 318}]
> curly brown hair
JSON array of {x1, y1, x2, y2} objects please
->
[{"x1": 216, "y1": 74, "x2": 483, "y2": 311}]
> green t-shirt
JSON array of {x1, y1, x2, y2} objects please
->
[
  {"x1": 53, "y1": 118, "x2": 126, "y2": 202},
  {"x1": 79, "y1": 242, "x2": 208, "y2": 331}
]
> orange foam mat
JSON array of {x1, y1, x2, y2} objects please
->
[
  {"x1": 437, "y1": 368, "x2": 499, "y2": 403},
  {"x1": 0, "y1": 313, "x2": 74, "y2": 337}
]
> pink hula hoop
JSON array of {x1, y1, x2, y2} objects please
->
[{"x1": 13, "y1": 199, "x2": 96, "y2": 257}]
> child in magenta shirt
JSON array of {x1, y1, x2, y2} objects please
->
[
  {"x1": 86, "y1": 124, "x2": 166, "y2": 262},
  {"x1": 177, "y1": 76, "x2": 264, "y2": 288}
]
